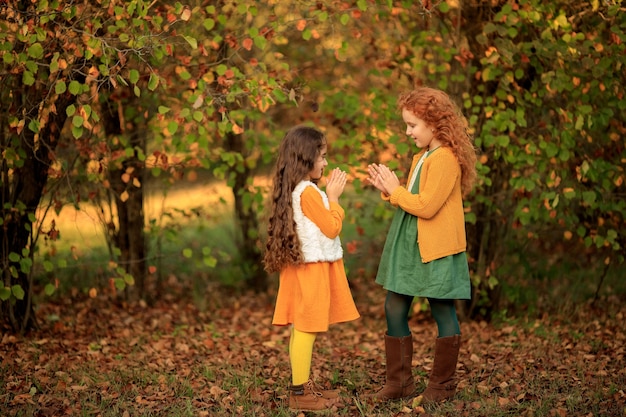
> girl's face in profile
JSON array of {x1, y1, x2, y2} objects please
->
[
  {"x1": 307, "y1": 144, "x2": 328, "y2": 182},
  {"x1": 402, "y1": 108, "x2": 440, "y2": 150}
]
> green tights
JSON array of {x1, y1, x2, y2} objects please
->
[{"x1": 385, "y1": 291, "x2": 460, "y2": 338}]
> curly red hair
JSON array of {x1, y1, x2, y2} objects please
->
[{"x1": 398, "y1": 87, "x2": 477, "y2": 197}]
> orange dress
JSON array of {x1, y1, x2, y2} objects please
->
[{"x1": 272, "y1": 186, "x2": 360, "y2": 333}]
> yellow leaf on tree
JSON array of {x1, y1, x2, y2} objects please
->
[
  {"x1": 202, "y1": 72, "x2": 215, "y2": 84},
  {"x1": 120, "y1": 190, "x2": 129, "y2": 202},
  {"x1": 232, "y1": 123, "x2": 243, "y2": 134}
]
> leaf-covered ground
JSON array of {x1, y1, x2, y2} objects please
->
[{"x1": 1, "y1": 276, "x2": 625, "y2": 417}]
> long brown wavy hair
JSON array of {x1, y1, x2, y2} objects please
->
[
  {"x1": 263, "y1": 125, "x2": 327, "y2": 274},
  {"x1": 398, "y1": 87, "x2": 477, "y2": 197}
]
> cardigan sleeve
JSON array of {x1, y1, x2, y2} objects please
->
[
  {"x1": 301, "y1": 186, "x2": 345, "y2": 238},
  {"x1": 389, "y1": 149, "x2": 460, "y2": 219}
]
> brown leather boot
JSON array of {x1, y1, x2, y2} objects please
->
[
  {"x1": 421, "y1": 334, "x2": 461, "y2": 403},
  {"x1": 289, "y1": 380, "x2": 337, "y2": 411},
  {"x1": 369, "y1": 334, "x2": 415, "y2": 400},
  {"x1": 309, "y1": 379, "x2": 340, "y2": 399}
]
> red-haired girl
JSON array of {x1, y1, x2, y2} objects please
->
[{"x1": 367, "y1": 87, "x2": 477, "y2": 404}]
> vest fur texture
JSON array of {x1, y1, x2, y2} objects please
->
[{"x1": 292, "y1": 181, "x2": 343, "y2": 263}]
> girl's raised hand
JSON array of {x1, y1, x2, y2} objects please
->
[
  {"x1": 367, "y1": 163, "x2": 400, "y2": 196},
  {"x1": 367, "y1": 164, "x2": 386, "y2": 194},
  {"x1": 378, "y1": 164, "x2": 400, "y2": 195},
  {"x1": 325, "y1": 168, "x2": 347, "y2": 202}
]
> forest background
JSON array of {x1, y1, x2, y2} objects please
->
[{"x1": 1, "y1": 0, "x2": 624, "y2": 416}]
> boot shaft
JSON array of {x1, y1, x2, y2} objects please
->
[
  {"x1": 422, "y1": 334, "x2": 461, "y2": 403},
  {"x1": 430, "y1": 334, "x2": 460, "y2": 385},
  {"x1": 369, "y1": 333, "x2": 415, "y2": 400}
]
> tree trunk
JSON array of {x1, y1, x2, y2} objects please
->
[
  {"x1": 0, "y1": 90, "x2": 72, "y2": 333},
  {"x1": 225, "y1": 131, "x2": 267, "y2": 292},
  {"x1": 101, "y1": 96, "x2": 147, "y2": 300}
]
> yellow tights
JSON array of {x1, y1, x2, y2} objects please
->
[{"x1": 289, "y1": 327, "x2": 317, "y2": 386}]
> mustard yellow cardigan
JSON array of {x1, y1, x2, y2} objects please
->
[{"x1": 382, "y1": 147, "x2": 467, "y2": 263}]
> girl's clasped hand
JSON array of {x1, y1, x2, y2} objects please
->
[
  {"x1": 367, "y1": 163, "x2": 399, "y2": 197},
  {"x1": 325, "y1": 167, "x2": 348, "y2": 201}
]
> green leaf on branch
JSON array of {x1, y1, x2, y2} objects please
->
[
  {"x1": 203, "y1": 256, "x2": 217, "y2": 268},
  {"x1": 28, "y1": 119, "x2": 40, "y2": 134},
  {"x1": 114, "y1": 278, "x2": 126, "y2": 290},
  {"x1": 124, "y1": 274, "x2": 135, "y2": 285},
  {"x1": 23, "y1": 71, "x2": 35, "y2": 86},
  {"x1": 72, "y1": 115, "x2": 84, "y2": 128},
  {"x1": 0, "y1": 286, "x2": 10, "y2": 301},
  {"x1": 487, "y1": 276, "x2": 499, "y2": 290},
  {"x1": 68, "y1": 81, "x2": 81, "y2": 95},
  {"x1": 167, "y1": 121, "x2": 178, "y2": 135},
  {"x1": 148, "y1": 73, "x2": 159, "y2": 91},
  {"x1": 27, "y1": 43, "x2": 44, "y2": 59},
  {"x1": 12, "y1": 285, "x2": 25, "y2": 300},
  {"x1": 129, "y1": 69, "x2": 140, "y2": 84},
  {"x1": 72, "y1": 126, "x2": 83, "y2": 139},
  {"x1": 20, "y1": 257, "x2": 32, "y2": 274},
  {"x1": 253, "y1": 35, "x2": 267, "y2": 49},
  {"x1": 203, "y1": 18, "x2": 215, "y2": 31},
  {"x1": 582, "y1": 191, "x2": 597, "y2": 206},
  {"x1": 44, "y1": 284, "x2": 56, "y2": 296},
  {"x1": 55, "y1": 81, "x2": 66, "y2": 94},
  {"x1": 183, "y1": 35, "x2": 198, "y2": 49}
]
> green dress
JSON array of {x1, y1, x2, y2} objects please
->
[{"x1": 375, "y1": 150, "x2": 471, "y2": 300}]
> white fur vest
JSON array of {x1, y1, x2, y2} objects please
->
[{"x1": 292, "y1": 181, "x2": 343, "y2": 263}]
